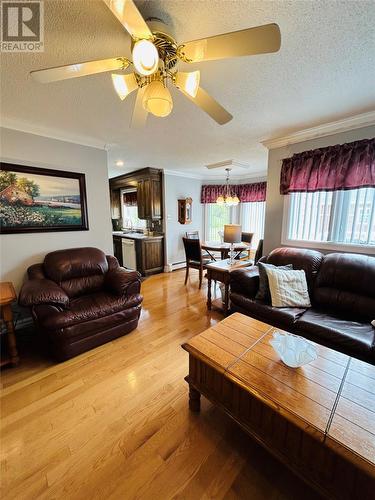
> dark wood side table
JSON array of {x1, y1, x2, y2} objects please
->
[
  {"x1": 0, "y1": 282, "x2": 19, "y2": 367},
  {"x1": 206, "y1": 259, "x2": 252, "y2": 315}
]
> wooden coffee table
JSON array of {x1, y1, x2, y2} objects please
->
[{"x1": 182, "y1": 313, "x2": 375, "y2": 499}]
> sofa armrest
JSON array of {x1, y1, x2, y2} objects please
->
[
  {"x1": 106, "y1": 254, "x2": 120, "y2": 271},
  {"x1": 19, "y1": 279, "x2": 69, "y2": 308},
  {"x1": 105, "y1": 268, "x2": 141, "y2": 297},
  {"x1": 230, "y1": 266, "x2": 260, "y2": 299},
  {"x1": 27, "y1": 263, "x2": 45, "y2": 279}
]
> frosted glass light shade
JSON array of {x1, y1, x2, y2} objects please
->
[
  {"x1": 142, "y1": 81, "x2": 173, "y2": 117},
  {"x1": 175, "y1": 71, "x2": 200, "y2": 97},
  {"x1": 216, "y1": 195, "x2": 224, "y2": 205},
  {"x1": 132, "y1": 40, "x2": 159, "y2": 76},
  {"x1": 112, "y1": 73, "x2": 138, "y2": 100},
  {"x1": 224, "y1": 224, "x2": 241, "y2": 243}
]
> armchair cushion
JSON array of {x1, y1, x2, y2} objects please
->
[
  {"x1": 34, "y1": 291, "x2": 142, "y2": 333},
  {"x1": 19, "y1": 279, "x2": 69, "y2": 308},
  {"x1": 105, "y1": 268, "x2": 141, "y2": 297}
]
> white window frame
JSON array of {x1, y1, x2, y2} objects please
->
[
  {"x1": 120, "y1": 188, "x2": 146, "y2": 230},
  {"x1": 281, "y1": 195, "x2": 375, "y2": 256}
]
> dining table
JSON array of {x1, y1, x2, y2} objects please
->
[{"x1": 201, "y1": 241, "x2": 251, "y2": 261}]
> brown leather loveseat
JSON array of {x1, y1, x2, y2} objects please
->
[
  {"x1": 19, "y1": 247, "x2": 143, "y2": 361},
  {"x1": 230, "y1": 248, "x2": 375, "y2": 364}
]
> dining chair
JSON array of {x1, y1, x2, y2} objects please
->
[
  {"x1": 254, "y1": 239, "x2": 264, "y2": 264},
  {"x1": 235, "y1": 232, "x2": 254, "y2": 260},
  {"x1": 183, "y1": 237, "x2": 213, "y2": 289}
]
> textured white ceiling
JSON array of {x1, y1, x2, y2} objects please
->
[{"x1": 1, "y1": 0, "x2": 375, "y2": 179}]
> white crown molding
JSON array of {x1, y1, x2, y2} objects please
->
[
  {"x1": 163, "y1": 168, "x2": 267, "y2": 181},
  {"x1": 1, "y1": 118, "x2": 107, "y2": 150},
  {"x1": 261, "y1": 110, "x2": 375, "y2": 150},
  {"x1": 163, "y1": 169, "x2": 203, "y2": 180}
]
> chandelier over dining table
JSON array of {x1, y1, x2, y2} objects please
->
[{"x1": 216, "y1": 169, "x2": 240, "y2": 206}]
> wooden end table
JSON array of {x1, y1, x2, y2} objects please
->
[
  {"x1": 182, "y1": 313, "x2": 375, "y2": 499},
  {"x1": 0, "y1": 282, "x2": 19, "y2": 367},
  {"x1": 206, "y1": 259, "x2": 252, "y2": 314}
]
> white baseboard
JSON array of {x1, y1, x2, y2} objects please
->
[{"x1": 164, "y1": 261, "x2": 186, "y2": 272}]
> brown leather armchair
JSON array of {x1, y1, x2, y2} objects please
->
[{"x1": 19, "y1": 247, "x2": 143, "y2": 361}]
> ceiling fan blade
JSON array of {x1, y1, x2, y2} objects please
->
[
  {"x1": 180, "y1": 87, "x2": 232, "y2": 125},
  {"x1": 178, "y1": 23, "x2": 281, "y2": 63},
  {"x1": 103, "y1": 0, "x2": 152, "y2": 40},
  {"x1": 30, "y1": 57, "x2": 130, "y2": 83},
  {"x1": 131, "y1": 87, "x2": 148, "y2": 128}
]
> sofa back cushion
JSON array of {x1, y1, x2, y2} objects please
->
[
  {"x1": 44, "y1": 247, "x2": 108, "y2": 298},
  {"x1": 314, "y1": 253, "x2": 375, "y2": 321},
  {"x1": 262, "y1": 248, "x2": 324, "y2": 293}
]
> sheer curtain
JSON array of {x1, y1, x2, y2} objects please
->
[
  {"x1": 287, "y1": 188, "x2": 375, "y2": 246},
  {"x1": 239, "y1": 201, "x2": 266, "y2": 248}
]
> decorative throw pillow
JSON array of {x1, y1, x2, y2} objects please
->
[
  {"x1": 372, "y1": 320, "x2": 375, "y2": 328},
  {"x1": 265, "y1": 267, "x2": 311, "y2": 308},
  {"x1": 255, "y1": 262, "x2": 293, "y2": 302}
]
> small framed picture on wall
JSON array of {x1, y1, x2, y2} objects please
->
[
  {"x1": 178, "y1": 198, "x2": 192, "y2": 224},
  {"x1": 0, "y1": 162, "x2": 89, "y2": 234}
]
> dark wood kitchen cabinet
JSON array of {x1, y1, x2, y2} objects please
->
[
  {"x1": 140, "y1": 238, "x2": 164, "y2": 275},
  {"x1": 109, "y1": 168, "x2": 162, "y2": 221},
  {"x1": 137, "y1": 177, "x2": 162, "y2": 220}
]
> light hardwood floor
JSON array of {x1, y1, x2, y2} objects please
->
[{"x1": 1, "y1": 270, "x2": 321, "y2": 499}]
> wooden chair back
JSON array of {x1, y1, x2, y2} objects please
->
[
  {"x1": 241, "y1": 232, "x2": 254, "y2": 245},
  {"x1": 254, "y1": 239, "x2": 264, "y2": 264},
  {"x1": 183, "y1": 237, "x2": 202, "y2": 262},
  {"x1": 185, "y1": 231, "x2": 199, "y2": 239}
]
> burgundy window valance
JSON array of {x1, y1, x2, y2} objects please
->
[
  {"x1": 201, "y1": 182, "x2": 267, "y2": 204},
  {"x1": 280, "y1": 138, "x2": 375, "y2": 195},
  {"x1": 123, "y1": 191, "x2": 137, "y2": 206}
]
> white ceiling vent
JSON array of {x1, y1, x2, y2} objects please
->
[{"x1": 205, "y1": 160, "x2": 250, "y2": 170}]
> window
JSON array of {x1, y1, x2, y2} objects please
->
[
  {"x1": 204, "y1": 202, "x2": 265, "y2": 244},
  {"x1": 121, "y1": 189, "x2": 146, "y2": 230},
  {"x1": 284, "y1": 188, "x2": 375, "y2": 248},
  {"x1": 240, "y1": 202, "x2": 266, "y2": 248},
  {"x1": 204, "y1": 204, "x2": 232, "y2": 241}
]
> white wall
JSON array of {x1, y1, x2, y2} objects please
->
[
  {"x1": 263, "y1": 125, "x2": 375, "y2": 254},
  {"x1": 0, "y1": 128, "x2": 113, "y2": 292},
  {"x1": 163, "y1": 173, "x2": 203, "y2": 268}
]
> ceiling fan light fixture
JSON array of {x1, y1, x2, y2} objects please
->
[
  {"x1": 142, "y1": 80, "x2": 173, "y2": 117},
  {"x1": 112, "y1": 73, "x2": 138, "y2": 100},
  {"x1": 132, "y1": 39, "x2": 159, "y2": 76},
  {"x1": 175, "y1": 70, "x2": 200, "y2": 98}
]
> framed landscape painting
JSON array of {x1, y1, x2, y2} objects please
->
[{"x1": 0, "y1": 163, "x2": 89, "y2": 234}]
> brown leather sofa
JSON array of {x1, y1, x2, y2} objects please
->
[
  {"x1": 230, "y1": 248, "x2": 375, "y2": 364},
  {"x1": 19, "y1": 247, "x2": 143, "y2": 361}
]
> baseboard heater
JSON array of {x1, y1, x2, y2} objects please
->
[{"x1": 164, "y1": 261, "x2": 186, "y2": 273}]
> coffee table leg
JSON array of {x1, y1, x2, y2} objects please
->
[{"x1": 189, "y1": 385, "x2": 201, "y2": 412}]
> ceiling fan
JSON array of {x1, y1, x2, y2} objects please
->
[{"x1": 30, "y1": 0, "x2": 281, "y2": 127}]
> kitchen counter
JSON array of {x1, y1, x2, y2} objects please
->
[{"x1": 112, "y1": 231, "x2": 164, "y2": 240}]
